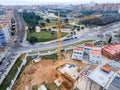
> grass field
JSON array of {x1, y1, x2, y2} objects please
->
[
  {"x1": 27, "y1": 30, "x2": 68, "y2": 42},
  {"x1": 63, "y1": 24, "x2": 74, "y2": 29}
]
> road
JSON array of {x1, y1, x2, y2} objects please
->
[
  {"x1": 17, "y1": 23, "x2": 120, "y2": 54},
  {"x1": 0, "y1": 10, "x2": 120, "y2": 84},
  {"x1": 0, "y1": 10, "x2": 26, "y2": 82}
]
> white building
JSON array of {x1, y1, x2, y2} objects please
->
[
  {"x1": 35, "y1": 26, "x2": 41, "y2": 32},
  {"x1": 84, "y1": 43, "x2": 94, "y2": 55},
  {"x1": 71, "y1": 46, "x2": 83, "y2": 61},
  {"x1": 89, "y1": 49, "x2": 101, "y2": 64},
  {"x1": 72, "y1": 43, "x2": 102, "y2": 64}
]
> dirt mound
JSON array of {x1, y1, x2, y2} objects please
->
[{"x1": 25, "y1": 68, "x2": 36, "y2": 74}]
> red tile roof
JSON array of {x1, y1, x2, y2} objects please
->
[
  {"x1": 85, "y1": 43, "x2": 94, "y2": 47},
  {"x1": 74, "y1": 46, "x2": 83, "y2": 51},
  {"x1": 102, "y1": 44, "x2": 120, "y2": 55},
  {"x1": 90, "y1": 50, "x2": 101, "y2": 55},
  {"x1": 101, "y1": 65, "x2": 111, "y2": 73}
]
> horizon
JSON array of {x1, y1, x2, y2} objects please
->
[{"x1": 0, "y1": 0, "x2": 120, "y2": 5}]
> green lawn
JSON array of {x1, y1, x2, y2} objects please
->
[
  {"x1": 114, "y1": 35, "x2": 120, "y2": 38},
  {"x1": 0, "y1": 56, "x2": 23, "y2": 90},
  {"x1": 41, "y1": 54, "x2": 58, "y2": 60},
  {"x1": 27, "y1": 30, "x2": 68, "y2": 42},
  {"x1": 63, "y1": 24, "x2": 74, "y2": 29},
  {"x1": 94, "y1": 41, "x2": 109, "y2": 46}
]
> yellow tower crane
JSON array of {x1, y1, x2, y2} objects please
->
[
  {"x1": 40, "y1": 13, "x2": 101, "y2": 62},
  {"x1": 40, "y1": 12, "x2": 62, "y2": 61},
  {"x1": 57, "y1": 12, "x2": 62, "y2": 61}
]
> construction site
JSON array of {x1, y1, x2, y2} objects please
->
[
  {"x1": 12, "y1": 50, "x2": 97, "y2": 90},
  {"x1": 4, "y1": 10, "x2": 120, "y2": 90},
  {"x1": 11, "y1": 12, "x2": 106, "y2": 90}
]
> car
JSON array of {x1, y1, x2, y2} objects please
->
[
  {"x1": 14, "y1": 40, "x2": 17, "y2": 43},
  {"x1": 20, "y1": 39, "x2": 23, "y2": 42},
  {"x1": 0, "y1": 61, "x2": 3, "y2": 65},
  {"x1": 0, "y1": 71, "x2": 3, "y2": 75},
  {"x1": 63, "y1": 39, "x2": 70, "y2": 41},
  {"x1": 70, "y1": 38, "x2": 74, "y2": 39},
  {"x1": 8, "y1": 60, "x2": 11, "y2": 63},
  {"x1": 3, "y1": 65, "x2": 7, "y2": 69},
  {"x1": 5, "y1": 62, "x2": 10, "y2": 67}
]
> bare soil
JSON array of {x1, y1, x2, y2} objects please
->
[{"x1": 12, "y1": 52, "x2": 87, "y2": 90}]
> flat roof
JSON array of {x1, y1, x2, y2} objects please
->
[
  {"x1": 102, "y1": 44, "x2": 120, "y2": 55},
  {"x1": 88, "y1": 66, "x2": 115, "y2": 87},
  {"x1": 111, "y1": 76, "x2": 120, "y2": 89},
  {"x1": 109, "y1": 61, "x2": 120, "y2": 70}
]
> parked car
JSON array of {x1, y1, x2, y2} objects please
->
[
  {"x1": 0, "y1": 71, "x2": 3, "y2": 75},
  {"x1": 0, "y1": 61, "x2": 3, "y2": 65},
  {"x1": 5, "y1": 62, "x2": 10, "y2": 67}
]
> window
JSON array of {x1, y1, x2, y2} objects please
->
[{"x1": 97, "y1": 56, "x2": 100, "y2": 58}]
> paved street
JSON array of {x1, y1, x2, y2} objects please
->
[{"x1": 0, "y1": 10, "x2": 26, "y2": 83}]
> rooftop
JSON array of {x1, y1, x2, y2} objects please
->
[
  {"x1": 111, "y1": 76, "x2": 120, "y2": 89},
  {"x1": 101, "y1": 65, "x2": 111, "y2": 73},
  {"x1": 102, "y1": 44, "x2": 120, "y2": 55},
  {"x1": 85, "y1": 43, "x2": 94, "y2": 47},
  {"x1": 90, "y1": 50, "x2": 101, "y2": 55},
  {"x1": 74, "y1": 46, "x2": 83, "y2": 51},
  {"x1": 88, "y1": 66, "x2": 115, "y2": 87}
]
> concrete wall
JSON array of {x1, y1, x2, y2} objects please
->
[{"x1": 6, "y1": 54, "x2": 27, "y2": 90}]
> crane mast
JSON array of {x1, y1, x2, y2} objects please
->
[{"x1": 57, "y1": 12, "x2": 62, "y2": 61}]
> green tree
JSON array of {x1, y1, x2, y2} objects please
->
[
  {"x1": 64, "y1": 18, "x2": 69, "y2": 24},
  {"x1": 46, "y1": 18, "x2": 50, "y2": 23},
  {"x1": 73, "y1": 31, "x2": 76, "y2": 35},
  {"x1": 29, "y1": 37, "x2": 38, "y2": 44},
  {"x1": 51, "y1": 31, "x2": 55, "y2": 36},
  {"x1": 77, "y1": 28, "x2": 80, "y2": 31},
  {"x1": 40, "y1": 22, "x2": 46, "y2": 27}
]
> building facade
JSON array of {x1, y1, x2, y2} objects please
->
[
  {"x1": 71, "y1": 46, "x2": 83, "y2": 61},
  {"x1": 89, "y1": 50, "x2": 101, "y2": 64},
  {"x1": 72, "y1": 43, "x2": 101, "y2": 64}
]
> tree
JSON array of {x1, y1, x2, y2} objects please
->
[
  {"x1": 70, "y1": 32, "x2": 73, "y2": 35},
  {"x1": 46, "y1": 18, "x2": 50, "y2": 23},
  {"x1": 81, "y1": 27, "x2": 84, "y2": 30},
  {"x1": 73, "y1": 31, "x2": 76, "y2": 35},
  {"x1": 64, "y1": 18, "x2": 69, "y2": 24},
  {"x1": 11, "y1": 32, "x2": 15, "y2": 36},
  {"x1": 51, "y1": 31, "x2": 55, "y2": 36},
  {"x1": 77, "y1": 28, "x2": 80, "y2": 31},
  {"x1": 40, "y1": 22, "x2": 46, "y2": 27},
  {"x1": 28, "y1": 26, "x2": 35, "y2": 32},
  {"x1": 73, "y1": 25, "x2": 76, "y2": 30},
  {"x1": 108, "y1": 36, "x2": 112, "y2": 44},
  {"x1": 48, "y1": 28, "x2": 51, "y2": 31},
  {"x1": 29, "y1": 37, "x2": 38, "y2": 44}
]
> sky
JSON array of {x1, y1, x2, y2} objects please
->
[{"x1": 0, "y1": 0, "x2": 120, "y2": 5}]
